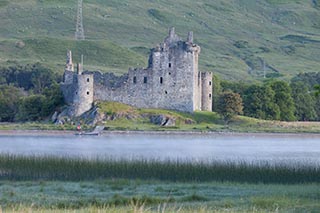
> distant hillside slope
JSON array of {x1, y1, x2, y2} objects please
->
[{"x1": 0, "y1": 0, "x2": 319, "y2": 81}]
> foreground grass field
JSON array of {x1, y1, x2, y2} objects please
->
[
  {"x1": 1, "y1": 180, "x2": 320, "y2": 212},
  {"x1": 0, "y1": 155, "x2": 319, "y2": 212}
]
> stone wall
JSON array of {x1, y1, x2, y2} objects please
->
[{"x1": 61, "y1": 28, "x2": 213, "y2": 115}]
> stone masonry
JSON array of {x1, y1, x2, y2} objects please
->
[{"x1": 61, "y1": 28, "x2": 213, "y2": 116}]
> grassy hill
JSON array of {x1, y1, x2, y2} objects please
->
[{"x1": 0, "y1": 0, "x2": 319, "y2": 80}]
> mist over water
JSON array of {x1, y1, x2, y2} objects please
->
[{"x1": 0, "y1": 133, "x2": 319, "y2": 166}]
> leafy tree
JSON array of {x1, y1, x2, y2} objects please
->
[
  {"x1": 42, "y1": 83, "x2": 65, "y2": 115},
  {"x1": 217, "y1": 92, "x2": 243, "y2": 124},
  {"x1": 291, "y1": 82, "x2": 317, "y2": 121},
  {"x1": 268, "y1": 81, "x2": 296, "y2": 121},
  {"x1": 212, "y1": 74, "x2": 221, "y2": 111},
  {"x1": 291, "y1": 72, "x2": 320, "y2": 91},
  {"x1": 0, "y1": 63, "x2": 60, "y2": 93},
  {"x1": 243, "y1": 84, "x2": 280, "y2": 120},
  {"x1": 0, "y1": 85, "x2": 24, "y2": 122},
  {"x1": 16, "y1": 95, "x2": 47, "y2": 121},
  {"x1": 220, "y1": 80, "x2": 249, "y2": 95},
  {"x1": 31, "y1": 63, "x2": 58, "y2": 93},
  {"x1": 315, "y1": 85, "x2": 320, "y2": 97}
]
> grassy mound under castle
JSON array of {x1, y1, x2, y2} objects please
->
[{"x1": 2, "y1": 101, "x2": 320, "y2": 133}]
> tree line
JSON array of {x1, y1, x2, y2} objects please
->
[
  {"x1": 0, "y1": 64, "x2": 64, "y2": 122},
  {"x1": 1, "y1": 63, "x2": 320, "y2": 123},
  {"x1": 214, "y1": 72, "x2": 320, "y2": 123}
]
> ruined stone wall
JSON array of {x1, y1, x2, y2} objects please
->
[
  {"x1": 201, "y1": 72, "x2": 213, "y2": 111},
  {"x1": 61, "y1": 28, "x2": 214, "y2": 115},
  {"x1": 63, "y1": 70, "x2": 74, "y2": 85},
  {"x1": 93, "y1": 68, "x2": 153, "y2": 109}
]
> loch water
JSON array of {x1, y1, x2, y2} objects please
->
[{"x1": 0, "y1": 133, "x2": 319, "y2": 166}]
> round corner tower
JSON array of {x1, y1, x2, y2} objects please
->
[
  {"x1": 73, "y1": 74, "x2": 94, "y2": 116},
  {"x1": 201, "y1": 72, "x2": 213, "y2": 111}
]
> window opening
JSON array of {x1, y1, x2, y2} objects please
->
[
  {"x1": 209, "y1": 81, "x2": 212, "y2": 86},
  {"x1": 209, "y1": 94, "x2": 212, "y2": 99},
  {"x1": 165, "y1": 91, "x2": 168, "y2": 94},
  {"x1": 87, "y1": 91, "x2": 90, "y2": 95},
  {"x1": 144, "y1": 77, "x2": 148, "y2": 84},
  {"x1": 87, "y1": 78, "x2": 90, "y2": 82},
  {"x1": 169, "y1": 63, "x2": 172, "y2": 68},
  {"x1": 160, "y1": 77, "x2": 163, "y2": 84},
  {"x1": 133, "y1": 76, "x2": 137, "y2": 84}
]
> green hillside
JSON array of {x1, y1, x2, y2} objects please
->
[{"x1": 0, "y1": 0, "x2": 319, "y2": 80}]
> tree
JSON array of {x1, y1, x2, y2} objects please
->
[
  {"x1": 42, "y1": 83, "x2": 65, "y2": 115},
  {"x1": 217, "y1": 92, "x2": 243, "y2": 124},
  {"x1": 0, "y1": 63, "x2": 60, "y2": 93},
  {"x1": 268, "y1": 81, "x2": 296, "y2": 121},
  {"x1": 315, "y1": 85, "x2": 320, "y2": 97},
  {"x1": 0, "y1": 85, "x2": 24, "y2": 122},
  {"x1": 243, "y1": 84, "x2": 280, "y2": 120},
  {"x1": 212, "y1": 74, "x2": 221, "y2": 111},
  {"x1": 31, "y1": 63, "x2": 58, "y2": 93},
  {"x1": 291, "y1": 82, "x2": 317, "y2": 121},
  {"x1": 16, "y1": 95, "x2": 47, "y2": 121}
]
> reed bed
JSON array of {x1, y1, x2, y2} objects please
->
[{"x1": 0, "y1": 154, "x2": 319, "y2": 183}]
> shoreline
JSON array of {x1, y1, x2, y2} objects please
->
[{"x1": 1, "y1": 129, "x2": 320, "y2": 137}]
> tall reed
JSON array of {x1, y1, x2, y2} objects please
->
[{"x1": 0, "y1": 154, "x2": 319, "y2": 183}]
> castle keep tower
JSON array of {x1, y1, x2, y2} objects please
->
[{"x1": 61, "y1": 28, "x2": 212, "y2": 115}]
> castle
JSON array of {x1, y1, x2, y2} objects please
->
[{"x1": 61, "y1": 28, "x2": 213, "y2": 116}]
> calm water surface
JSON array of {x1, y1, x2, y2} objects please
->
[{"x1": 0, "y1": 133, "x2": 319, "y2": 165}]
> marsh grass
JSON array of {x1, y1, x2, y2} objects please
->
[{"x1": 0, "y1": 155, "x2": 318, "y2": 184}]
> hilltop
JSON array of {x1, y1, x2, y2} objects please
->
[{"x1": 0, "y1": 0, "x2": 319, "y2": 81}]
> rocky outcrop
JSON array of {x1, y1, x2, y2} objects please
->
[{"x1": 150, "y1": 114, "x2": 176, "y2": 127}]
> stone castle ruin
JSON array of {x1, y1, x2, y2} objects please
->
[{"x1": 61, "y1": 28, "x2": 213, "y2": 116}]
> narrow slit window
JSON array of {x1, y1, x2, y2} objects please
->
[
  {"x1": 87, "y1": 78, "x2": 90, "y2": 82},
  {"x1": 144, "y1": 77, "x2": 148, "y2": 84},
  {"x1": 209, "y1": 94, "x2": 212, "y2": 99},
  {"x1": 133, "y1": 76, "x2": 137, "y2": 84},
  {"x1": 160, "y1": 77, "x2": 163, "y2": 84},
  {"x1": 169, "y1": 63, "x2": 172, "y2": 68},
  {"x1": 209, "y1": 81, "x2": 212, "y2": 86}
]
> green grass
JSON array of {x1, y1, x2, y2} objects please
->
[
  {"x1": 0, "y1": 37, "x2": 146, "y2": 74},
  {"x1": 0, "y1": 180, "x2": 319, "y2": 212},
  {"x1": 0, "y1": 0, "x2": 320, "y2": 80},
  {"x1": 0, "y1": 155, "x2": 319, "y2": 184},
  {"x1": 91, "y1": 102, "x2": 320, "y2": 133}
]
